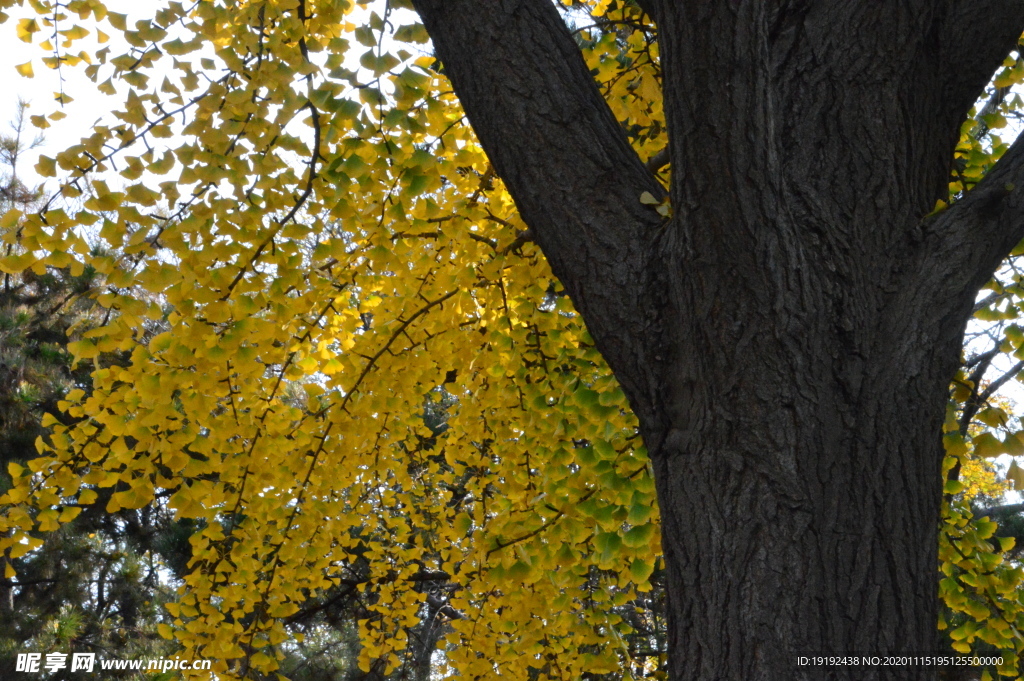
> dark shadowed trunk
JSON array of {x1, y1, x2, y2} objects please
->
[{"x1": 411, "y1": 1, "x2": 1024, "y2": 679}]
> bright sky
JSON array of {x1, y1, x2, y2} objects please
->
[
  {"x1": 0, "y1": 0, "x2": 141, "y2": 186},
  {"x1": 0, "y1": 0, "x2": 399, "y2": 188},
  {"x1": 2, "y1": 0, "x2": 413, "y2": 196}
]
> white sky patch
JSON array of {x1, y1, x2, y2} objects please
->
[
  {"x1": 0, "y1": 0, "x2": 139, "y2": 180},
  {"x1": 0, "y1": 0, "x2": 410, "y2": 190}
]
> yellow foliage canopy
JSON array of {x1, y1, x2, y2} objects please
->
[{"x1": 0, "y1": 0, "x2": 666, "y2": 677}]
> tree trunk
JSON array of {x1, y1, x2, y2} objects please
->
[
  {"x1": 412, "y1": 1, "x2": 1024, "y2": 679},
  {"x1": 646, "y1": 304, "x2": 962, "y2": 680}
]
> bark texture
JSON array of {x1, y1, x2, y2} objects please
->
[{"x1": 411, "y1": 1, "x2": 1024, "y2": 680}]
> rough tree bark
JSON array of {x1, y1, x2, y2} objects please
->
[{"x1": 411, "y1": 1, "x2": 1024, "y2": 680}]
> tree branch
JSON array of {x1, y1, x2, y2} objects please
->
[
  {"x1": 925, "y1": 135, "x2": 1024, "y2": 305},
  {"x1": 646, "y1": 145, "x2": 670, "y2": 174},
  {"x1": 632, "y1": 0, "x2": 659, "y2": 22},
  {"x1": 412, "y1": 0, "x2": 667, "y2": 411},
  {"x1": 975, "y1": 503, "x2": 1024, "y2": 518},
  {"x1": 938, "y1": 1, "x2": 1024, "y2": 123}
]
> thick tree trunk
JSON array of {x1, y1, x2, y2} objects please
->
[
  {"x1": 645, "y1": 303, "x2": 963, "y2": 680},
  {"x1": 412, "y1": 1, "x2": 1024, "y2": 680}
]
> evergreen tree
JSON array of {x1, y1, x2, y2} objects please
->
[{"x1": 0, "y1": 102, "x2": 177, "y2": 679}]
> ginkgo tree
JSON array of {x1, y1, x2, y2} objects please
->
[{"x1": 4, "y1": 0, "x2": 1024, "y2": 679}]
